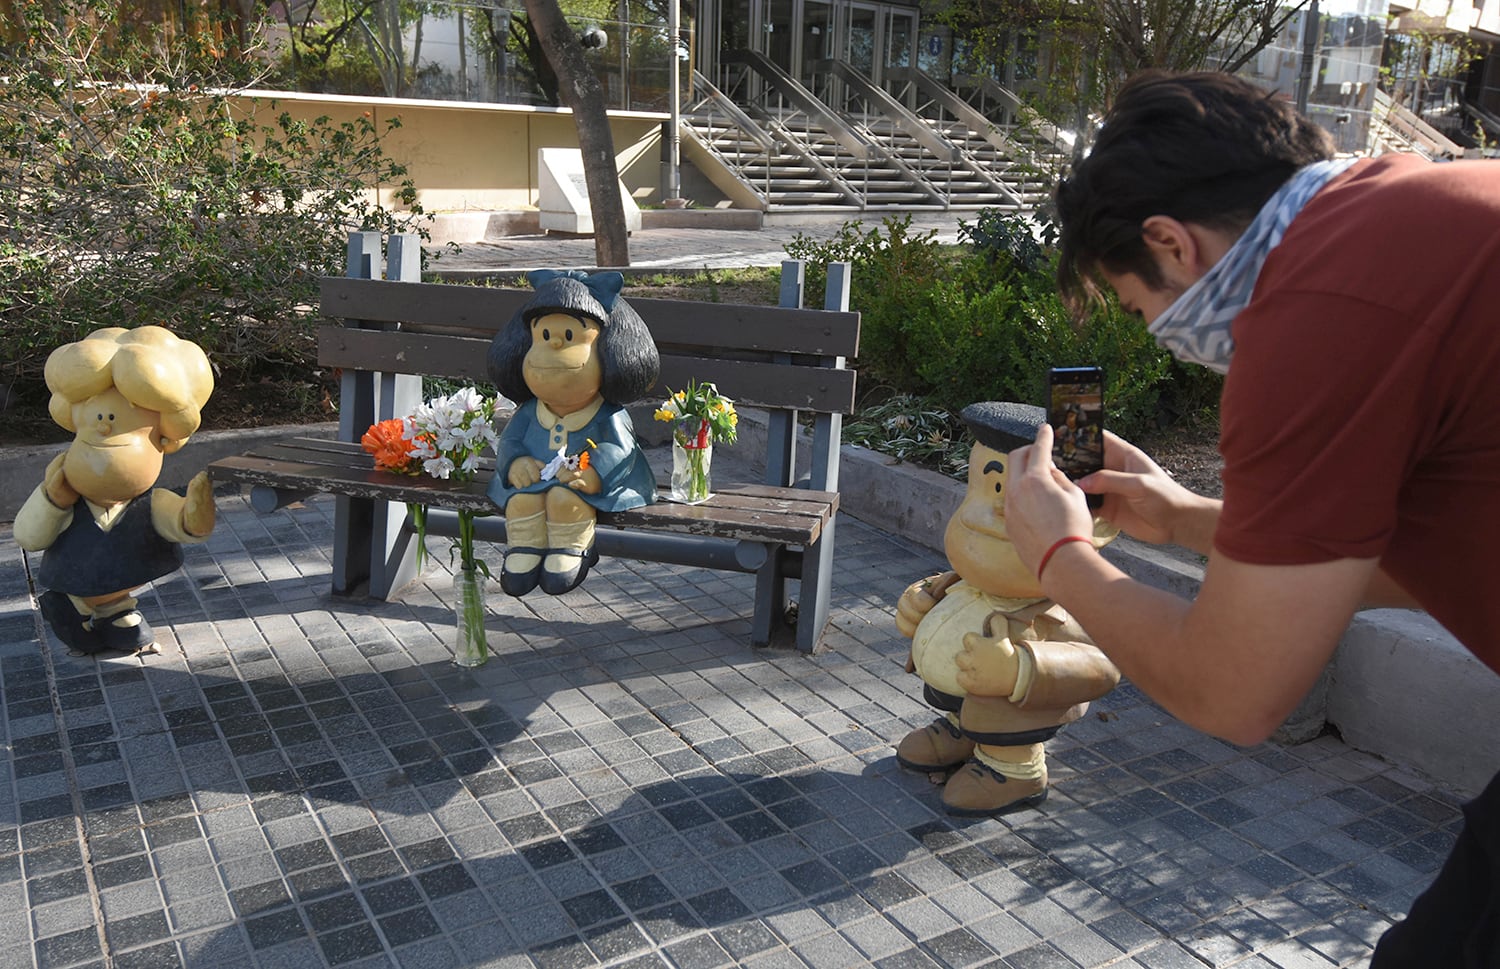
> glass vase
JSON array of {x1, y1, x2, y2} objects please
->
[
  {"x1": 671, "y1": 433, "x2": 713, "y2": 504},
  {"x1": 451, "y1": 567, "x2": 489, "y2": 667}
]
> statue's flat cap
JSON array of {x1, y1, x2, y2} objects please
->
[{"x1": 961, "y1": 402, "x2": 1045, "y2": 452}]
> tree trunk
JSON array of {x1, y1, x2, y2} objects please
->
[{"x1": 522, "y1": 0, "x2": 631, "y2": 267}]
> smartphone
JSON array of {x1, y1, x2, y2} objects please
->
[{"x1": 1047, "y1": 366, "x2": 1105, "y2": 508}]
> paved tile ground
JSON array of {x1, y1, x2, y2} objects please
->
[{"x1": 0, "y1": 460, "x2": 1468, "y2": 969}]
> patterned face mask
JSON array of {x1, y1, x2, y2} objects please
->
[{"x1": 1146, "y1": 158, "x2": 1358, "y2": 374}]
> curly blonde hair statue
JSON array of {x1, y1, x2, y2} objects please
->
[{"x1": 44, "y1": 327, "x2": 214, "y2": 454}]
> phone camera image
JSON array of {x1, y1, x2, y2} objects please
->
[{"x1": 1048, "y1": 368, "x2": 1105, "y2": 499}]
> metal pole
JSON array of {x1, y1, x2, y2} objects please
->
[
  {"x1": 1295, "y1": 0, "x2": 1320, "y2": 115},
  {"x1": 666, "y1": 0, "x2": 685, "y2": 205}
]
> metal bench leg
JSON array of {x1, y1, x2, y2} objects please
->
[
  {"x1": 795, "y1": 520, "x2": 836, "y2": 653},
  {"x1": 752, "y1": 545, "x2": 788, "y2": 647},
  {"x1": 369, "y1": 503, "x2": 421, "y2": 600},
  {"x1": 332, "y1": 496, "x2": 373, "y2": 595}
]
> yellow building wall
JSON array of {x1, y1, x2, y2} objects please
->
[{"x1": 229, "y1": 90, "x2": 667, "y2": 213}]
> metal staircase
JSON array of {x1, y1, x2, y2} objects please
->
[
  {"x1": 892, "y1": 69, "x2": 1074, "y2": 209},
  {"x1": 1369, "y1": 87, "x2": 1468, "y2": 159},
  {"x1": 681, "y1": 53, "x2": 1070, "y2": 214}
]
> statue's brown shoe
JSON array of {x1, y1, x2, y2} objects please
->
[
  {"x1": 940, "y1": 760, "x2": 1048, "y2": 817},
  {"x1": 896, "y1": 719, "x2": 976, "y2": 773}
]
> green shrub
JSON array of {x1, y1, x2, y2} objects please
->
[
  {"x1": 788, "y1": 211, "x2": 1222, "y2": 445},
  {"x1": 0, "y1": 0, "x2": 431, "y2": 421},
  {"x1": 785, "y1": 215, "x2": 956, "y2": 390}
]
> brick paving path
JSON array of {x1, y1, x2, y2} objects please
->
[{"x1": 0, "y1": 476, "x2": 1465, "y2": 969}]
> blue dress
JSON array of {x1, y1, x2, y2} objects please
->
[{"x1": 487, "y1": 399, "x2": 657, "y2": 512}]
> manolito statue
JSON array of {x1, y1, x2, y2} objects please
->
[{"x1": 896, "y1": 402, "x2": 1120, "y2": 816}]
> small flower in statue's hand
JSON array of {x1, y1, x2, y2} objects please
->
[
  {"x1": 362, "y1": 419, "x2": 418, "y2": 474},
  {"x1": 540, "y1": 440, "x2": 595, "y2": 481}
]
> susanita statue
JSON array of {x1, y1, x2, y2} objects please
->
[
  {"x1": 486, "y1": 270, "x2": 660, "y2": 597},
  {"x1": 895, "y1": 402, "x2": 1121, "y2": 816},
  {"x1": 15, "y1": 327, "x2": 216, "y2": 654}
]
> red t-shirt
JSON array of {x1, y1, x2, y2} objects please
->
[{"x1": 1216, "y1": 154, "x2": 1500, "y2": 674}]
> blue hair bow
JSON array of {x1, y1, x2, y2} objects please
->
[{"x1": 527, "y1": 269, "x2": 625, "y2": 313}]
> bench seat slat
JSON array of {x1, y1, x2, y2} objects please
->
[{"x1": 209, "y1": 440, "x2": 835, "y2": 545}]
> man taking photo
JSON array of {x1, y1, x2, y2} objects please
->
[{"x1": 1003, "y1": 70, "x2": 1500, "y2": 966}]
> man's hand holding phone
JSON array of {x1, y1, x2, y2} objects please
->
[
  {"x1": 1081, "y1": 432, "x2": 1222, "y2": 554},
  {"x1": 1047, "y1": 366, "x2": 1106, "y2": 508}
]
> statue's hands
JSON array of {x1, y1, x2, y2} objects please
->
[
  {"x1": 43, "y1": 453, "x2": 79, "y2": 508},
  {"x1": 559, "y1": 466, "x2": 602, "y2": 495},
  {"x1": 955, "y1": 618, "x2": 1020, "y2": 696},
  {"x1": 895, "y1": 571, "x2": 959, "y2": 638},
  {"x1": 507, "y1": 456, "x2": 545, "y2": 489},
  {"x1": 182, "y1": 471, "x2": 216, "y2": 537}
]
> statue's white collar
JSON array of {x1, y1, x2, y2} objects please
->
[{"x1": 535, "y1": 397, "x2": 603, "y2": 431}]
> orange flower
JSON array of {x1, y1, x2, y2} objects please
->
[
  {"x1": 362, "y1": 418, "x2": 416, "y2": 473},
  {"x1": 577, "y1": 449, "x2": 591, "y2": 471}
]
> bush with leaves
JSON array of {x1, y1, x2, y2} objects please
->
[
  {"x1": 0, "y1": 0, "x2": 431, "y2": 423},
  {"x1": 789, "y1": 210, "x2": 1222, "y2": 447},
  {"x1": 785, "y1": 215, "x2": 956, "y2": 391}
]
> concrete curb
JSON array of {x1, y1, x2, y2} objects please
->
[{"x1": 6, "y1": 412, "x2": 1496, "y2": 796}]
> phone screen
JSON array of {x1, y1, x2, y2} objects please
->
[{"x1": 1048, "y1": 367, "x2": 1105, "y2": 505}]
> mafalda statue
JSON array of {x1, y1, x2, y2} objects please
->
[
  {"x1": 896, "y1": 402, "x2": 1120, "y2": 816},
  {"x1": 15, "y1": 327, "x2": 216, "y2": 655},
  {"x1": 486, "y1": 270, "x2": 659, "y2": 597}
]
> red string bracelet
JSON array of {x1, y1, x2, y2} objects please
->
[{"x1": 1037, "y1": 535, "x2": 1092, "y2": 580}]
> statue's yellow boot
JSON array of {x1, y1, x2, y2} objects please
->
[
  {"x1": 896, "y1": 717, "x2": 975, "y2": 773},
  {"x1": 940, "y1": 744, "x2": 1049, "y2": 817}
]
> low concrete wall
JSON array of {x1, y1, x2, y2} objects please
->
[
  {"x1": 427, "y1": 206, "x2": 764, "y2": 247},
  {"x1": 228, "y1": 89, "x2": 667, "y2": 215},
  {"x1": 1331, "y1": 610, "x2": 1500, "y2": 796}
]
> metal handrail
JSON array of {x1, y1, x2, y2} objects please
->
[
  {"x1": 821, "y1": 60, "x2": 959, "y2": 161},
  {"x1": 1372, "y1": 88, "x2": 1466, "y2": 159},
  {"x1": 689, "y1": 70, "x2": 775, "y2": 151},
  {"x1": 949, "y1": 73, "x2": 1075, "y2": 157},
  {"x1": 885, "y1": 66, "x2": 1024, "y2": 158},
  {"x1": 722, "y1": 49, "x2": 876, "y2": 160}
]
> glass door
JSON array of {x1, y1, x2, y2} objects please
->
[
  {"x1": 801, "y1": 0, "x2": 835, "y2": 96},
  {"x1": 885, "y1": 8, "x2": 915, "y2": 81},
  {"x1": 845, "y1": 2, "x2": 879, "y2": 78},
  {"x1": 762, "y1": 0, "x2": 796, "y2": 76}
]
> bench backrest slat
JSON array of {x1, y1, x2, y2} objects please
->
[
  {"x1": 318, "y1": 327, "x2": 857, "y2": 414},
  {"x1": 320, "y1": 277, "x2": 860, "y2": 358}
]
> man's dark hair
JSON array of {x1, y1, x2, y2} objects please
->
[{"x1": 1054, "y1": 70, "x2": 1335, "y2": 317}]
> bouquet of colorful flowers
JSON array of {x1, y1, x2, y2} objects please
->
[
  {"x1": 654, "y1": 379, "x2": 738, "y2": 447},
  {"x1": 361, "y1": 386, "x2": 499, "y2": 574},
  {"x1": 362, "y1": 387, "x2": 499, "y2": 667},
  {"x1": 654, "y1": 380, "x2": 737, "y2": 502}
]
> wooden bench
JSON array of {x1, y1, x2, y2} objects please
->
[{"x1": 208, "y1": 231, "x2": 860, "y2": 653}]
